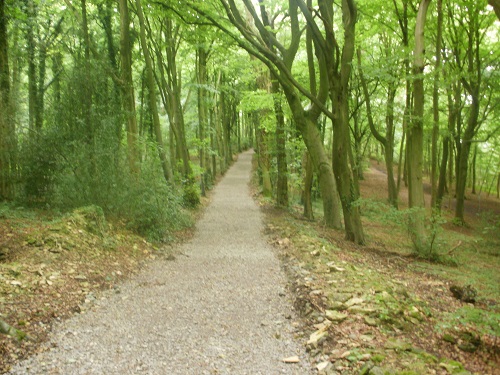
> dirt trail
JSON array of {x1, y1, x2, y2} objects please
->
[{"x1": 8, "y1": 150, "x2": 311, "y2": 375}]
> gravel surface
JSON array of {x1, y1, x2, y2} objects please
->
[{"x1": 9, "y1": 150, "x2": 312, "y2": 375}]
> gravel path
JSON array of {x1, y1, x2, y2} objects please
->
[{"x1": 9, "y1": 150, "x2": 312, "y2": 375}]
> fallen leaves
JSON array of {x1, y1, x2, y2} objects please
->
[
  {"x1": 0, "y1": 210, "x2": 158, "y2": 373},
  {"x1": 264, "y1": 208, "x2": 499, "y2": 375}
]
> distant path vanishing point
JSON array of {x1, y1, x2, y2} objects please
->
[{"x1": 9, "y1": 149, "x2": 312, "y2": 375}]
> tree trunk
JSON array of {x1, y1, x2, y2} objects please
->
[
  {"x1": 255, "y1": 114, "x2": 272, "y2": 197},
  {"x1": 436, "y1": 136, "x2": 449, "y2": 208},
  {"x1": 118, "y1": 0, "x2": 140, "y2": 175},
  {"x1": 99, "y1": 0, "x2": 122, "y2": 147},
  {"x1": 35, "y1": 41, "x2": 47, "y2": 130},
  {"x1": 331, "y1": 93, "x2": 365, "y2": 243},
  {"x1": 497, "y1": 172, "x2": 499, "y2": 199},
  {"x1": 455, "y1": 95, "x2": 479, "y2": 223},
  {"x1": 219, "y1": 86, "x2": 228, "y2": 173},
  {"x1": 431, "y1": 0, "x2": 443, "y2": 207},
  {"x1": 385, "y1": 85, "x2": 398, "y2": 208},
  {"x1": 302, "y1": 151, "x2": 314, "y2": 220},
  {"x1": 80, "y1": 0, "x2": 93, "y2": 145},
  {"x1": 135, "y1": 0, "x2": 171, "y2": 183},
  {"x1": 452, "y1": 2, "x2": 483, "y2": 224},
  {"x1": 285, "y1": 89, "x2": 341, "y2": 229},
  {"x1": 25, "y1": 0, "x2": 37, "y2": 134},
  {"x1": 197, "y1": 45, "x2": 210, "y2": 195},
  {"x1": 272, "y1": 81, "x2": 289, "y2": 207},
  {"x1": 210, "y1": 108, "x2": 217, "y2": 177},
  {"x1": 302, "y1": 8, "x2": 316, "y2": 218},
  {"x1": 448, "y1": 139, "x2": 454, "y2": 196},
  {"x1": 407, "y1": 0, "x2": 431, "y2": 252},
  {"x1": 0, "y1": 0, "x2": 13, "y2": 199},
  {"x1": 471, "y1": 144, "x2": 477, "y2": 194},
  {"x1": 357, "y1": 49, "x2": 398, "y2": 208},
  {"x1": 436, "y1": 80, "x2": 458, "y2": 208},
  {"x1": 397, "y1": 127, "x2": 406, "y2": 193},
  {"x1": 488, "y1": 0, "x2": 500, "y2": 19},
  {"x1": 162, "y1": 18, "x2": 191, "y2": 179},
  {"x1": 328, "y1": 0, "x2": 365, "y2": 244},
  {"x1": 393, "y1": 0, "x2": 411, "y2": 192}
]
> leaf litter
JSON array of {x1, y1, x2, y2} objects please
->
[
  {"x1": 263, "y1": 206, "x2": 499, "y2": 375},
  {"x1": 0, "y1": 208, "x2": 167, "y2": 373}
]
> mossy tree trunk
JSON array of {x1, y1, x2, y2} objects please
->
[
  {"x1": 407, "y1": 0, "x2": 431, "y2": 252},
  {"x1": 0, "y1": 0, "x2": 14, "y2": 200},
  {"x1": 431, "y1": 0, "x2": 443, "y2": 207}
]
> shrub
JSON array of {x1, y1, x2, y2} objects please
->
[
  {"x1": 182, "y1": 181, "x2": 200, "y2": 208},
  {"x1": 116, "y1": 179, "x2": 192, "y2": 242}
]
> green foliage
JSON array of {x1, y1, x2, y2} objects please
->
[
  {"x1": 16, "y1": 125, "x2": 192, "y2": 242},
  {"x1": 116, "y1": 178, "x2": 191, "y2": 242},
  {"x1": 437, "y1": 306, "x2": 500, "y2": 338},
  {"x1": 0, "y1": 203, "x2": 37, "y2": 220},
  {"x1": 239, "y1": 90, "x2": 274, "y2": 112},
  {"x1": 71, "y1": 205, "x2": 106, "y2": 237},
  {"x1": 478, "y1": 210, "x2": 500, "y2": 238},
  {"x1": 425, "y1": 210, "x2": 448, "y2": 261},
  {"x1": 355, "y1": 199, "x2": 448, "y2": 261},
  {"x1": 182, "y1": 181, "x2": 201, "y2": 208},
  {"x1": 19, "y1": 129, "x2": 64, "y2": 204}
]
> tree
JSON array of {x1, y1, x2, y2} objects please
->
[
  {"x1": 488, "y1": 0, "x2": 500, "y2": 19},
  {"x1": 186, "y1": 0, "x2": 344, "y2": 230},
  {"x1": 299, "y1": 0, "x2": 365, "y2": 243},
  {"x1": 0, "y1": 0, "x2": 14, "y2": 199},
  {"x1": 392, "y1": 0, "x2": 413, "y2": 193},
  {"x1": 447, "y1": 0, "x2": 496, "y2": 224},
  {"x1": 197, "y1": 37, "x2": 210, "y2": 195},
  {"x1": 430, "y1": 0, "x2": 443, "y2": 207},
  {"x1": 258, "y1": 2, "x2": 289, "y2": 207},
  {"x1": 357, "y1": 47, "x2": 399, "y2": 208},
  {"x1": 118, "y1": 0, "x2": 140, "y2": 174},
  {"x1": 135, "y1": 0, "x2": 172, "y2": 183},
  {"x1": 407, "y1": 0, "x2": 431, "y2": 251},
  {"x1": 145, "y1": 15, "x2": 192, "y2": 180},
  {"x1": 80, "y1": 0, "x2": 93, "y2": 153}
]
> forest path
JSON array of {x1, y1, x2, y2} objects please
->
[{"x1": 9, "y1": 149, "x2": 311, "y2": 375}]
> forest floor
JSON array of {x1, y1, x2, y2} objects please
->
[
  {"x1": 0, "y1": 152, "x2": 498, "y2": 374},
  {"x1": 260, "y1": 159, "x2": 499, "y2": 374}
]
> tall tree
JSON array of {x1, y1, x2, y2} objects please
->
[
  {"x1": 25, "y1": 0, "x2": 37, "y2": 134},
  {"x1": 392, "y1": 0, "x2": 413, "y2": 192},
  {"x1": 259, "y1": 1, "x2": 289, "y2": 207},
  {"x1": 135, "y1": 0, "x2": 172, "y2": 182},
  {"x1": 186, "y1": 0, "x2": 343, "y2": 230},
  {"x1": 448, "y1": 0, "x2": 495, "y2": 224},
  {"x1": 357, "y1": 47, "x2": 398, "y2": 208},
  {"x1": 161, "y1": 18, "x2": 192, "y2": 179},
  {"x1": 80, "y1": 0, "x2": 93, "y2": 148},
  {"x1": 197, "y1": 42, "x2": 210, "y2": 195},
  {"x1": 299, "y1": 0, "x2": 365, "y2": 243},
  {"x1": 430, "y1": 0, "x2": 443, "y2": 207},
  {"x1": 407, "y1": 0, "x2": 431, "y2": 251},
  {"x1": 0, "y1": 0, "x2": 13, "y2": 199},
  {"x1": 118, "y1": 0, "x2": 140, "y2": 174},
  {"x1": 302, "y1": 0, "x2": 317, "y2": 220},
  {"x1": 145, "y1": 15, "x2": 192, "y2": 179}
]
